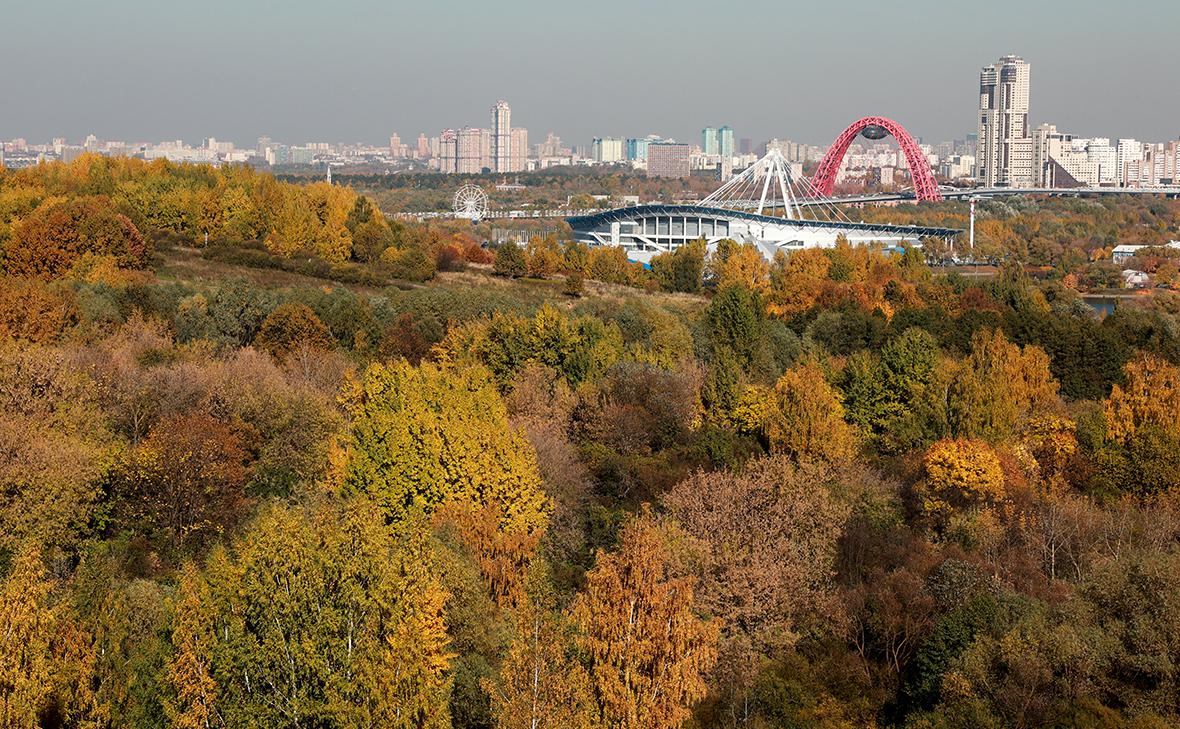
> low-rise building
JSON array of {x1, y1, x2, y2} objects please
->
[{"x1": 1112, "y1": 241, "x2": 1180, "y2": 264}]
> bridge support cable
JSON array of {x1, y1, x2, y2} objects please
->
[{"x1": 701, "y1": 147, "x2": 856, "y2": 224}]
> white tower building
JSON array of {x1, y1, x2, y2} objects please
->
[
  {"x1": 976, "y1": 55, "x2": 1033, "y2": 187},
  {"x1": 492, "y1": 100, "x2": 511, "y2": 174}
]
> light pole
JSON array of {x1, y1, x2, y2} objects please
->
[{"x1": 968, "y1": 197, "x2": 977, "y2": 258}]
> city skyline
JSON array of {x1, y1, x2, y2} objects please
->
[{"x1": 3, "y1": 0, "x2": 1179, "y2": 148}]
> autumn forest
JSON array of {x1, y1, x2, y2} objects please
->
[{"x1": 4, "y1": 155, "x2": 1180, "y2": 728}]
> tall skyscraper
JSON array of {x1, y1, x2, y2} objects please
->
[
  {"x1": 492, "y1": 100, "x2": 511, "y2": 174},
  {"x1": 702, "y1": 127, "x2": 718, "y2": 155},
  {"x1": 976, "y1": 55, "x2": 1033, "y2": 187},
  {"x1": 718, "y1": 126, "x2": 735, "y2": 158}
]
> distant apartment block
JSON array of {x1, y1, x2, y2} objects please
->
[
  {"x1": 592, "y1": 137, "x2": 624, "y2": 163},
  {"x1": 647, "y1": 142, "x2": 691, "y2": 178}
]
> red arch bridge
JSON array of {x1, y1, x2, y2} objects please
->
[{"x1": 811, "y1": 116, "x2": 942, "y2": 202}]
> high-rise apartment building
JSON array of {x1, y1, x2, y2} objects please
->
[
  {"x1": 626, "y1": 138, "x2": 650, "y2": 162},
  {"x1": 492, "y1": 100, "x2": 511, "y2": 173},
  {"x1": 1163, "y1": 141, "x2": 1180, "y2": 185},
  {"x1": 439, "y1": 129, "x2": 458, "y2": 173},
  {"x1": 537, "y1": 133, "x2": 566, "y2": 158},
  {"x1": 592, "y1": 137, "x2": 624, "y2": 163},
  {"x1": 416, "y1": 133, "x2": 428, "y2": 159},
  {"x1": 479, "y1": 128, "x2": 493, "y2": 172},
  {"x1": 976, "y1": 55, "x2": 1033, "y2": 187},
  {"x1": 1032, "y1": 123, "x2": 1096, "y2": 186},
  {"x1": 718, "y1": 126, "x2": 735, "y2": 158},
  {"x1": 1083, "y1": 138, "x2": 1117, "y2": 185},
  {"x1": 510, "y1": 127, "x2": 528, "y2": 172},
  {"x1": 1117, "y1": 139, "x2": 1143, "y2": 185},
  {"x1": 647, "y1": 143, "x2": 691, "y2": 178},
  {"x1": 452, "y1": 128, "x2": 484, "y2": 174},
  {"x1": 1033, "y1": 123, "x2": 1069, "y2": 186},
  {"x1": 702, "y1": 127, "x2": 718, "y2": 155}
]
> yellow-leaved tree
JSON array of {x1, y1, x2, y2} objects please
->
[
  {"x1": 948, "y1": 328, "x2": 1059, "y2": 442},
  {"x1": 168, "y1": 499, "x2": 454, "y2": 728},
  {"x1": 484, "y1": 560, "x2": 594, "y2": 729},
  {"x1": 766, "y1": 248, "x2": 830, "y2": 317},
  {"x1": 916, "y1": 438, "x2": 1006, "y2": 527},
  {"x1": 764, "y1": 359, "x2": 858, "y2": 464},
  {"x1": 339, "y1": 360, "x2": 549, "y2": 534},
  {"x1": 339, "y1": 360, "x2": 550, "y2": 604},
  {"x1": 0, "y1": 547, "x2": 56, "y2": 727},
  {"x1": 1104, "y1": 353, "x2": 1180, "y2": 445},
  {"x1": 710, "y1": 239, "x2": 770, "y2": 295}
]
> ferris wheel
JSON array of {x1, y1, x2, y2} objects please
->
[{"x1": 453, "y1": 184, "x2": 490, "y2": 222}]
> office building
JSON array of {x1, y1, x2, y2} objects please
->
[
  {"x1": 492, "y1": 100, "x2": 511, "y2": 173},
  {"x1": 647, "y1": 142, "x2": 691, "y2": 178},
  {"x1": 976, "y1": 55, "x2": 1033, "y2": 187}
]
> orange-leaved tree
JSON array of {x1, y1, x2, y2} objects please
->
[
  {"x1": 571, "y1": 509, "x2": 720, "y2": 729},
  {"x1": 6, "y1": 196, "x2": 148, "y2": 277}
]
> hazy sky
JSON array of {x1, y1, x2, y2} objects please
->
[{"x1": 3, "y1": 0, "x2": 1178, "y2": 147}]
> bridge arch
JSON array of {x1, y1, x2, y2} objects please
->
[{"x1": 811, "y1": 116, "x2": 942, "y2": 202}]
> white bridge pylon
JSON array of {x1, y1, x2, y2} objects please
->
[{"x1": 699, "y1": 147, "x2": 853, "y2": 225}]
